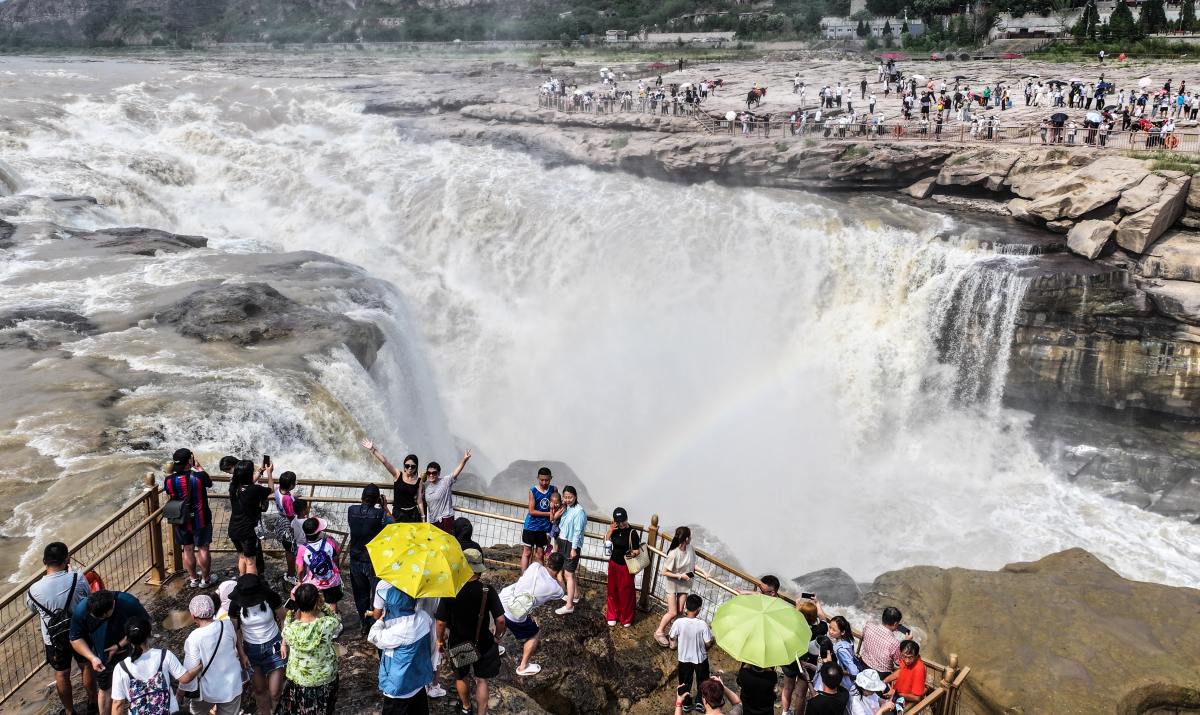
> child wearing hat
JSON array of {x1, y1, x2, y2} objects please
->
[{"x1": 296, "y1": 517, "x2": 343, "y2": 613}]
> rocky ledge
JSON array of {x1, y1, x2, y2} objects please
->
[{"x1": 859, "y1": 549, "x2": 1200, "y2": 715}]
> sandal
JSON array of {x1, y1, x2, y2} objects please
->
[
  {"x1": 654, "y1": 632, "x2": 670, "y2": 647},
  {"x1": 516, "y1": 663, "x2": 542, "y2": 676}
]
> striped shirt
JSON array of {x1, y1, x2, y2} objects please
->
[{"x1": 164, "y1": 471, "x2": 213, "y2": 530}]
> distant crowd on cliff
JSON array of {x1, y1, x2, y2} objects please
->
[{"x1": 26, "y1": 445, "x2": 924, "y2": 715}]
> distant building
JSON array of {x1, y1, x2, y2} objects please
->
[
  {"x1": 605, "y1": 29, "x2": 628, "y2": 42},
  {"x1": 377, "y1": 17, "x2": 405, "y2": 26},
  {"x1": 822, "y1": 16, "x2": 925, "y2": 37}
]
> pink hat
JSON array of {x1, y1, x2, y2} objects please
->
[{"x1": 188, "y1": 594, "x2": 215, "y2": 619}]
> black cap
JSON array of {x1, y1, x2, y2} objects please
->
[{"x1": 613, "y1": 507, "x2": 628, "y2": 522}]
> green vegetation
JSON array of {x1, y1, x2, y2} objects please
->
[
  {"x1": 611, "y1": 133, "x2": 630, "y2": 149},
  {"x1": 775, "y1": 142, "x2": 789, "y2": 152},
  {"x1": 1129, "y1": 150, "x2": 1200, "y2": 175},
  {"x1": 804, "y1": 137, "x2": 819, "y2": 147},
  {"x1": 842, "y1": 145, "x2": 870, "y2": 160}
]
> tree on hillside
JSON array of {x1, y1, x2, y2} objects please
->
[
  {"x1": 882, "y1": 18, "x2": 893, "y2": 35},
  {"x1": 1108, "y1": 0, "x2": 1140, "y2": 39},
  {"x1": 1138, "y1": 0, "x2": 1168, "y2": 34},
  {"x1": 901, "y1": 19, "x2": 909, "y2": 33},
  {"x1": 857, "y1": 18, "x2": 868, "y2": 36},
  {"x1": 1071, "y1": 0, "x2": 1098, "y2": 39},
  {"x1": 1181, "y1": 0, "x2": 1197, "y2": 31}
]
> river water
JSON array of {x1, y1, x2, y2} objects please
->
[{"x1": 1, "y1": 57, "x2": 1198, "y2": 587}]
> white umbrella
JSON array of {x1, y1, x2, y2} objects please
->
[
  {"x1": 601, "y1": 67, "x2": 609, "y2": 72},
  {"x1": 726, "y1": 111, "x2": 737, "y2": 120},
  {"x1": 680, "y1": 83, "x2": 692, "y2": 89},
  {"x1": 912, "y1": 74, "x2": 926, "y2": 83},
  {"x1": 1138, "y1": 76, "x2": 1151, "y2": 88}
]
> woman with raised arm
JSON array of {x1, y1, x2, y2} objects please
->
[
  {"x1": 421, "y1": 448, "x2": 471, "y2": 533},
  {"x1": 361, "y1": 439, "x2": 424, "y2": 523}
]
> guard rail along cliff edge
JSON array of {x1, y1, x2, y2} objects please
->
[{"x1": 0, "y1": 474, "x2": 972, "y2": 714}]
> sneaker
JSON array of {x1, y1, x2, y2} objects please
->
[
  {"x1": 86, "y1": 705, "x2": 99, "y2": 715},
  {"x1": 554, "y1": 605, "x2": 575, "y2": 615},
  {"x1": 784, "y1": 710, "x2": 795, "y2": 715},
  {"x1": 186, "y1": 578, "x2": 200, "y2": 589},
  {"x1": 426, "y1": 684, "x2": 447, "y2": 698},
  {"x1": 498, "y1": 645, "x2": 506, "y2": 656},
  {"x1": 284, "y1": 574, "x2": 298, "y2": 585},
  {"x1": 198, "y1": 577, "x2": 215, "y2": 588},
  {"x1": 683, "y1": 695, "x2": 694, "y2": 712},
  {"x1": 623, "y1": 622, "x2": 633, "y2": 627},
  {"x1": 456, "y1": 707, "x2": 471, "y2": 715},
  {"x1": 607, "y1": 620, "x2": 617, "y2": 626}
]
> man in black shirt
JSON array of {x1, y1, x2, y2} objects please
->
[
  {"x1": 806, "y1": 662, "x2": 849, "y2": 715},
  {"x1": 436, "y1": 549, "x2": 505, "y2": 715},
  {"x1": 735, "y1": 663, "x2": 777, "y2": 715}
]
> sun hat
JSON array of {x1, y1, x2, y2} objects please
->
[
  {"x1": 463, "y1": 548, "x2": 487, "y2": 574},
  {"x1": 856, "y1": 669, "x2": 887, "y2": 692},
  {"x1": 189, "y1": 594, "x2": 215, "y2": 619},
  {"x1": 303, "y1": 517, "x2": 328, "y2": 539}
]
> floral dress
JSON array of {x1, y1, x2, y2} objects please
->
[{"x1": 275, "y1": 605, "x2": 340, "y2": 715}]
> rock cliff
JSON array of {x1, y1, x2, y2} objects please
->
[{"x1": 858, "y1": 549, "x2": 1200, "y2": 715}]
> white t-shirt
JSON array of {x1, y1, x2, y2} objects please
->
[
  {"x1": 232, "y1": 601, "x2": 279, "y2": 645},
  {"x1": 112, "y1": 649, "x2": 186, "y2": 713},
  {"x1": 180, "y1": 621, "x2": 243, "y2": 705},
  {"x1": 499, "y1": 562, "x2": 564, "y2": 621},
  {"x1": 850, "y1": 692, "x2": 882, "y2": 715},
  {"x1": 669, "y1": 617, "x2": 712, "y2": 665}
]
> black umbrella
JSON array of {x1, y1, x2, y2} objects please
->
[
  {"x1": 1051, "y1": 112, "x2": 1068, "y2": 122},
  {"x1": 955, "y1": 74, "x2": 968, "y2": 79},
  {"x1": 1047, "y1": 80, "x2": 1066, "y2": 86},
  {"x1": 1097, "y1": 82, "x2": 1112, "y2": 90}
]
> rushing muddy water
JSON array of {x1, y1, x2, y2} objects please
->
[{"x1": 1, "y1": 57, "x2": 1198, "y2": 588}]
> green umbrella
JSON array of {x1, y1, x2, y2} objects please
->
[{"x1": 711, "y1": 594, "x2": 813, "y2": 668}]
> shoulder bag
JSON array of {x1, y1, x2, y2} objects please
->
[
  {"x1": 163, "y1": 476, "x2": 194, "y2": 527},
  {"x1": 447, "y1": 587, "x2": 489, "y2": 669},
  {"x1": 182, "y1": 621, "x2": 223, "y2": 700},
  {"x1": 626, "y1": 531, "x2": 650, "y2": 575}
]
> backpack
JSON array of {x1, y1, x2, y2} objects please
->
[
  {"x1": 29, "y1": 574, "x2": 79, "y2": 659},
  {"x1": 119, "y1": 651, "x2": 171, "y2": 715},
  {"x1": 164, "y1": 475, "x2": 195, "y2": 527},
  {"x1": 305, "y1": 542, "x2": 336, "y2": 580}
]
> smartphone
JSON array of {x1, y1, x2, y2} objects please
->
[
  {"x1": 263, "y1": 454, "x2": 271, "y2": 467},
  {"x1": 896, "y1": 624, "x2": 911, "y2": 635},
  {"x1": 801, "y1": 592, "x2": 815, "y2": 600}
]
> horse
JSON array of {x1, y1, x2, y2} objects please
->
[{"x1": 746, "y1": 88, "x2": 765, "y2": 109}]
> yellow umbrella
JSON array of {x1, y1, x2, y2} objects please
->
[{"x1": 367, "y1": 522, "x2": 472, "y2": 598}]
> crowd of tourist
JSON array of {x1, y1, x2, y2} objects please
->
[
  {"x1": 26, "y1": 447, "x2": 922, "y2": 715},
  {"x1": 534, "y1": 58, "x2": 1199, "y2": 150}
]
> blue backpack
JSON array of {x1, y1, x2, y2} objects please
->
[{"x1": 305, "y1": 542, "x2": 336, "y2": 580}]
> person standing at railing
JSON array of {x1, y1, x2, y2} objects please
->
[
  {"x1": 654, "y1": 526, "x2": 712, "y2": 648},
  {"x1": 422, "y1": 449, "x2": 471, "y2": 534},
  {"x1": 164, "y1": 448, "x2": 215, "y2": 589},
  {"x1": 361, "y1": 440, "x2": 424, "y2": 524},
  {"x1": 27, "y1": 541, "x2": 96, "y2": 715},
  {"x1": 553, "y1": 486, "x2": 586, "y2": 616},
  {"x1": 859, "y1": 607, "x2": 910, "y2": 681},
  {"x1": 347, "y1": 483, "x2": 393, "y2": 633},
  {"x1": 520, "y1": 468, "x2": 557, "y2": 573},
  {"x1": 604, "y1": 507, "x2": 641, "y2": 627},
  {"x1": 69, "y1": 590, "x2": 152, "y2": 715},
  {"x1": 883, "y1": 641, "x2": 926, "y2": 705},
  {"x1": 228, "y1": 459, "x2": 275, "y2": 577},
  {"x1": 814, "y1": 616, "x2": 859, "y2": 695}
]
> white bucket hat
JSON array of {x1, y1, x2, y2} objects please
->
[{"x1": 856, "y1": 669, "x2": 887, "y2": 693}]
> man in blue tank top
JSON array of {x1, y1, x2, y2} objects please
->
[{"x1": 521, "y1": 468, "x2": 555, "y2": 573}]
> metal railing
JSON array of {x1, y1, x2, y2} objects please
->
[
  {"x1": 537, "y1": 92, "x2": 708, "y2": 118},
  {"x1": 0, "y1": 475, "x2": 172, "y2": 705},
  {"x1": 0, "y1": 474, "x2": 971, "y2": 712}
]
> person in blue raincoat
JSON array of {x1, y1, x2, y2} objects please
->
[{"x1": 368, "y1": 586, "x2": 436, "y2": 715}]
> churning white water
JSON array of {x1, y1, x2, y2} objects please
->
[{"x1": 2, "y1": 57, "x2": 1198, "y2": 587}]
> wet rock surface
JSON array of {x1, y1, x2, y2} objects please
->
[
  {"x1": 155, "y1": 282, "x2": 386, "y2": 368},
  {"x1": 789, "y1": 567, "x2": 863, "y2": 606},
  {"x1": 858, "y1": 549, "x2": 1200, "y2": 715}
]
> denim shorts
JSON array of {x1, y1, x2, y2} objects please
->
[{"x1": 244, "y1": 634, "x2": 287, "y2": 674}]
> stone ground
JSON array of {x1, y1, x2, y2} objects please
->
[
  {"x1": 560, "y1": 55, "x2": 1200, "y2": 130},
  {"x1": 6, "y1": 546, "x2": 745, "y2": 715}
]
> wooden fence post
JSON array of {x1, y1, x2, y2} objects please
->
[
  {"x1": 941, "y1": 653, "x2": 959, "y2": 714},
  {"x1": 144, "y1": 473, "x2": 168, "y2": 585},
  {"x1": 638, "y1": 514, "x2": 660, "y2": 610}
]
